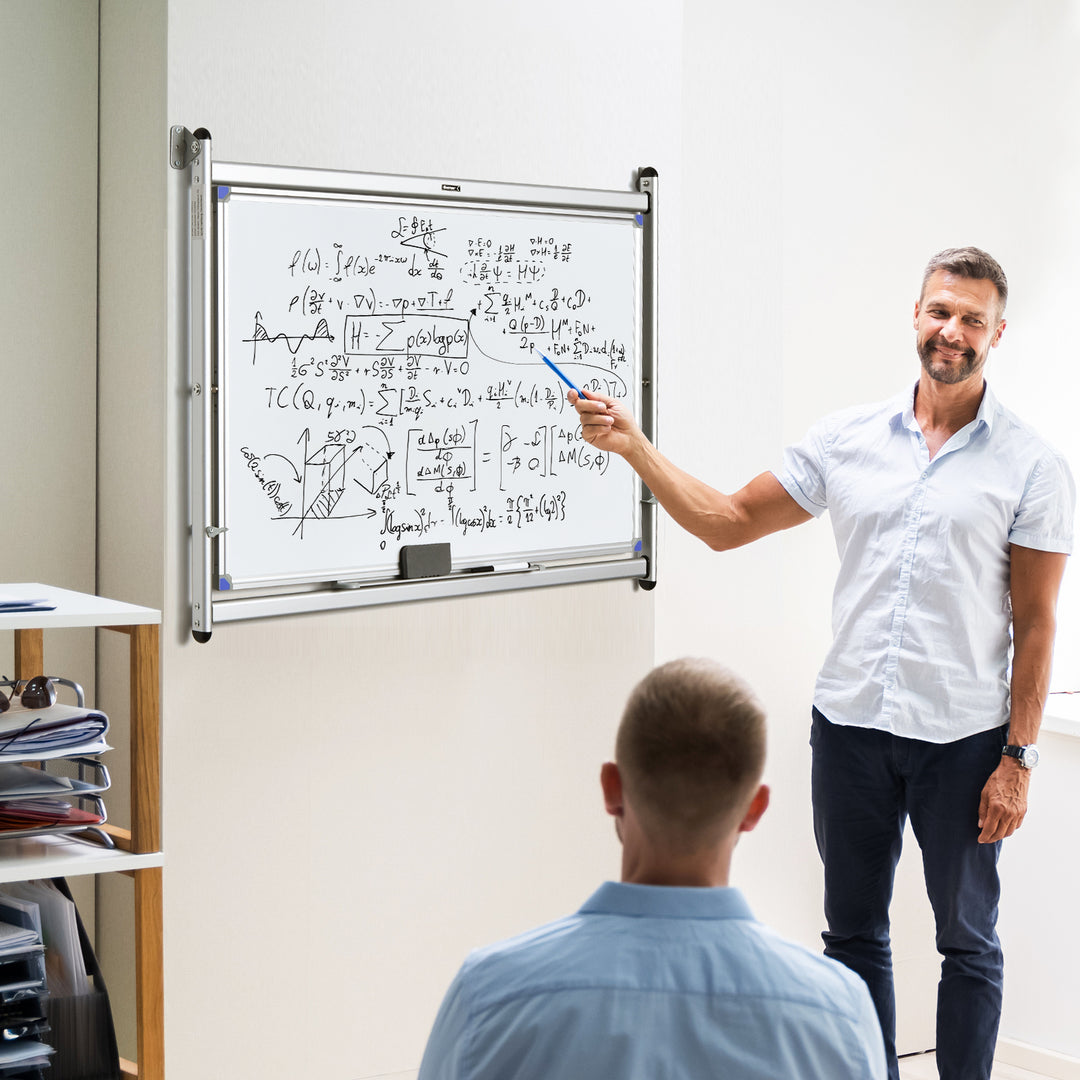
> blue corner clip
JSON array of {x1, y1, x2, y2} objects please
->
[{"x1": 635, "y1": 213, "x2": 644, "y2": 226}]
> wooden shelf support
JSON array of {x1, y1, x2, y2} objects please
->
[
  {"x1": 134, "y1": 865, "x2": 164, "y2": 1080},
  {"x1": 13, "y1": 626, "x2": 44, "y2": 680}
]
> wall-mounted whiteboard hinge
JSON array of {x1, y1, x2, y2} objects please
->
[{"x1": 170, "y1": 125, "x2": 202, "y2": 170}]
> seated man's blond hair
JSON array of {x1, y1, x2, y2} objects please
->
[{"x1": 615, "y1": 657, "x2": 766, "y2": 856}]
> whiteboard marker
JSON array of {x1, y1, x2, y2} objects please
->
[{"x1": 538, "y1": 351, "x2": 589, "y2": 399}]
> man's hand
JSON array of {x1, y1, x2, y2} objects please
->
[
  {"x1": 570, "y1": 389, "x2": 642, "y2": 459},
  {"x1": 977, "y1": 758, "x2": 1030, "y2": 843}
]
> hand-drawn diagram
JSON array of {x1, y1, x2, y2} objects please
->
[{"x1": 220, "y1": 196, "x2": 639, "y2": 586}]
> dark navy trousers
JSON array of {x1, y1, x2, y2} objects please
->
[{"x1": 810, "y1": 708, "x2": 1007, "y2": 1080}]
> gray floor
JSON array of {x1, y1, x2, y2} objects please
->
[{"x1": 899, "y1": 1053, "x2": 1052, "y2": 1079}]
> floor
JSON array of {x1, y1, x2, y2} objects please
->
[{"x1": 899, "y1": 1053, "x2": 1052, "y2": 1079}]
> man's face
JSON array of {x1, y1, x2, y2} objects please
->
[{"x1": 914, "y1": 270, "x2": 1006, "y2": 386}]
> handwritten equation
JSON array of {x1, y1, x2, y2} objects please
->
[{"x1": 219, "y1": 194, "x2": 639, "y2": 586}]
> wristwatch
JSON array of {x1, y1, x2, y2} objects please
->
[{"x1": 1002, "y1": 744, "x2": 1040, "y2": 769}]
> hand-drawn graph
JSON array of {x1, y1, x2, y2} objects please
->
[{"x1": 244, "y1": 311, "x2": 334, "y2": 364}]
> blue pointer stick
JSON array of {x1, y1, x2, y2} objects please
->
[{"x1": 538, "y1": 351, "x2": 589, "y2": 399}]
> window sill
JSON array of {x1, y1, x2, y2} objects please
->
[{"x1": 1043, "y1": 693, "x2": 1080, "y2": 739}]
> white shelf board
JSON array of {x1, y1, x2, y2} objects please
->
[
  {"x1": 0, "y1": 582, "x2": 160, "y2": 630},
  {"x1": 0, "y1": 832, "x2": 163, "y2": 881}
]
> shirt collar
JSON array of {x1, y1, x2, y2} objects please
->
[
  {"x1": 897, "y1": 378, "x2": 999, "y2": 435},
  {"x1": 578, "y1": 881, "x2": 756, "y2": 921}
]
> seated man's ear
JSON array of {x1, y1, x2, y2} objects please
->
[
  {"x1": 600, "y1": 761, "x2": 624, "y2": 818},
  {"x1": 737, "y1": 783, "x2": 770, "y2": 834}
]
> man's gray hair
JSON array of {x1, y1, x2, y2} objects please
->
[{"x1": 922, "y1": 246, "x2": 1008, "y2": 316}]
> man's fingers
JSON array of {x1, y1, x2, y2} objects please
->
[
  {"x1": 571, "y1": 389, "x2": 616, "y2": 410},
  {"x1": 977, "y1": 802, "x2": 1025, "y2": 844}
]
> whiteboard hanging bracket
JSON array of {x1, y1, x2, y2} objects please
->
[
  {"x1": 169, "y1": 125, "x2": 206, "y2": 171},
  {"x1": 636, "y1": 166, "x2": 659, "y2": 591},
  {"x1": 182, "y1": 124, "x2": 216, "y2": 641}
]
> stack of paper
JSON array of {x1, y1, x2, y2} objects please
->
[
  {"x1": 0, "y1": 596, "x2": 56, "y2": 615},
  {"x1": 0, "y1": 891, "x2": 54, "y2": 1079},
  {"x1": 1, "y1": 883, "x2": 89, "y2": 1000},
  {"x1": 0, "y1": 1038, "x2": 53, "y2": 1073},
  {"x1": 0, "y1": 800, "x2": 103, "y2": 832},
  {"x1": 0, "y1": 703, "x2": 109, "y2": 760},
  {"x1": 0, "y1": 762, "x2": 110, "y2": 841},
  {"x1": 0, "y1": 765, "x2": 75, "y2": 798}
]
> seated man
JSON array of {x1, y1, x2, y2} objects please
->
[{"x1": 418, "y1": 657, "x2": 886, "y2": 1079}]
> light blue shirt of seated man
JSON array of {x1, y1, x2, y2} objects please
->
[{"x1": 418, "y1": 658, "x2": 887, "y2": 1080}]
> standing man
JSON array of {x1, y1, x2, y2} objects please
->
[
  {"x1": 418, "y1": 658, "x2": 887, "y2": 1080},
  {"x1": 572, "y1": 248, "x2": 1074, "y2": 1080}
]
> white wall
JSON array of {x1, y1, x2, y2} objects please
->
[
  {"x1": 674, "y1": 0, "x2": 1080, "y2": 1063},
  {"x1": 100, "y1": 3, "x2": 678, "y2": 1078}
]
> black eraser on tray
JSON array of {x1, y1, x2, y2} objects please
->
[{"x1": 399, "y1": 543, "x2": 452, "y2": 579}]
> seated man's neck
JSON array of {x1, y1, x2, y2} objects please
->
[{"x1": 620, "y1": 841, "x2": 734, "y2": 888}]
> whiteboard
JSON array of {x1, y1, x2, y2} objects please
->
[
  {"x1": 215, "y1": 189, "x2": 642, "y2": 588},
  {"x1": 181, "y1": 142, "x2": 658, "y2": 634}
]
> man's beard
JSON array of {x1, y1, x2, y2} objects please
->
[{"x1": 918, "y1": 336, "x2": 981, "y2": 385}]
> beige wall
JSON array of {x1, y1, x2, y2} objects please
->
[
  {"x1": 0, "y1": 0, "x2": 100, "y2": 921},
  {"x1": 0, "y1": 0, "x2": 98, "y2": 684},
  {"x1": 95, "y1": 0, "x2": 169, "y2": 1056}
]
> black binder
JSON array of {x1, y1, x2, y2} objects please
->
[{"x1": 39, "y1": 880, "x2": 120, "y2": 1080}]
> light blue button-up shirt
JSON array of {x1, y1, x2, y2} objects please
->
[
  {"x1": 418, "y1": 882, "x2": 886, "y2": 1080},
  {"x1": 776, "y1": 381, "x2": 1075, "y2": 742}
]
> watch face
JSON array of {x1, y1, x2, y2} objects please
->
[{"x1": 1021, "y1": 746, "x2": 1040, "y2": 768}]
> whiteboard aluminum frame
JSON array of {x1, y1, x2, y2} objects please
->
[{"x1": 184, "y1": 138, "x2": 657, "y2": 636}]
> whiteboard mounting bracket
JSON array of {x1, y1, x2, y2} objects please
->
[
  {"x1": 183, "y1": 125, "x2": 215, "y2": 641},
  {"x1": 169, "y1": 125, "x2": 206, "y2": 170}
]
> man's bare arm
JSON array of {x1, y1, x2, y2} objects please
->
[{"x1": 977, "y1": 545, "x2": 1068, "y2": 843}]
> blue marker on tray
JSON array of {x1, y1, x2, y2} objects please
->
[{"x1": 538, "y1": 351, "x2": 588, "y2": 399}]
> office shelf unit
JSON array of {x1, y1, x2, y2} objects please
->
[{"x1": 1, "y1": 584, "x2": 163, "y2": 1080}]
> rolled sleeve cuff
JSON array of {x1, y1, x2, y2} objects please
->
[
  {"x1": 773, "y1": 468, "x2": 828, "y2": 519},
  {"x1": 1007, "y1": 528, "x2": 1073, "y2": 555}
]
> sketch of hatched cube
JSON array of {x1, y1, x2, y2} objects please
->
[
  {"x1": 304, "y1": 443, "x2": 348, "y2": 518},
  {"x1": 353, "y1": 443, "x2": 389, "y2": 495}
]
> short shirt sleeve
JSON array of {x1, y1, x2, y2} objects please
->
[
  {"x1": 1010, "y1": 450, "x2": 1076, "y2": 554},
  {"x1": 417, "y1": 966, "x2": 472, "y2": 1080},
  {"x1": 773, "y1": 415, "x2": 834, "y2": 519}
]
